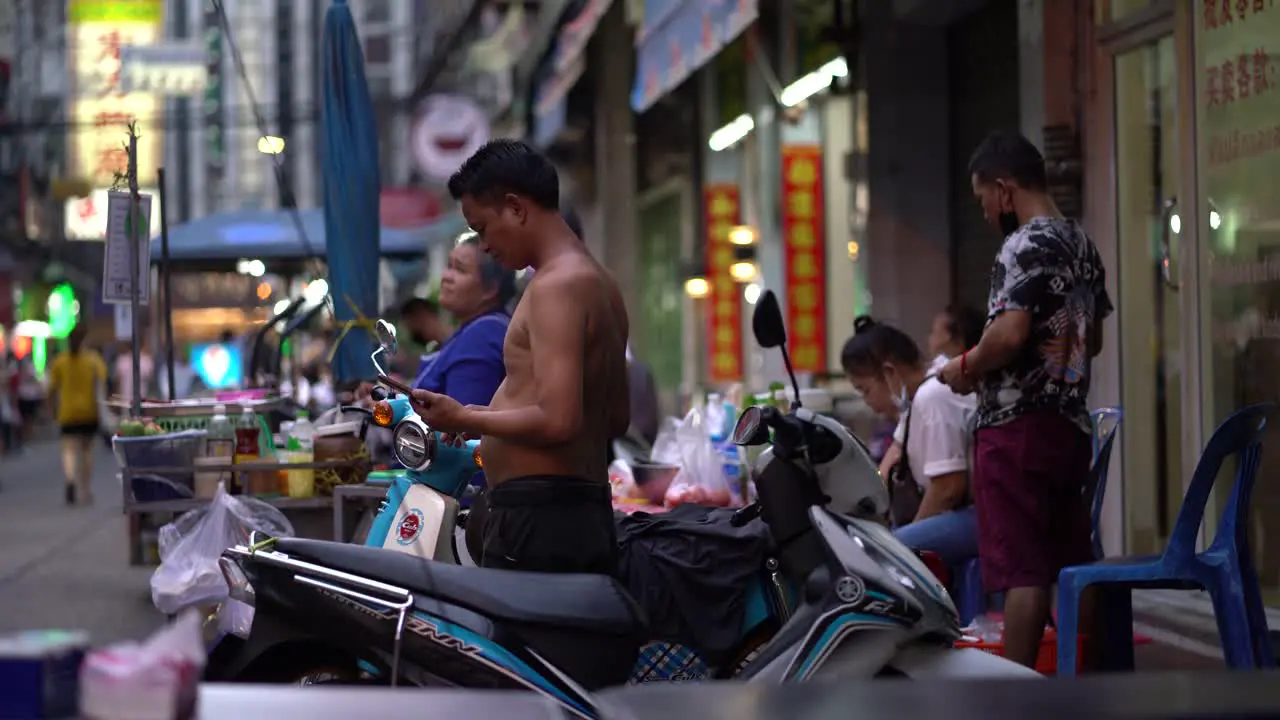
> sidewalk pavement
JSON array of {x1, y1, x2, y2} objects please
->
[
  {"x1": 0, "y1": 438, "x2": 165, "y2": 645},
  {"x1": 1131, "y1": 589, "x2": 1272, "y2": 668}
]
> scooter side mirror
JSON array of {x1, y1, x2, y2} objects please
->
[
  {"x1": 371, "y1": 319, "x2": 398, "y2": 376},
  {"x1": 375, "y1": 319, "x2": 399, "y2": 355},
  {"x1": 751, "y1": 291, "x2": 787, "y2": 349}
]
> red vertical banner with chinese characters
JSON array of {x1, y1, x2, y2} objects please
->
[
  {"x1": 780, "y1": 145, "x2": 827, "y2": 374},
  {"x1": 704, "y1": 184, "x2": 743, "y2": 382}
]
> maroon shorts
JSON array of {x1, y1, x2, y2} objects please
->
[{"x1": 972, "y1": 411, "x2": 1094, "y2": 592}]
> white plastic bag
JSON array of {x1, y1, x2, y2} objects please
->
[
  {"x1": 650, "y1": 417, "x2": 683, "y2": 465},
  {"x1": 150, "y1": 484, "x2": 294, "y2": 615},
  {"x1": 663, "y1": 407, "x2": 734, "y2": 508},
  {"x1": 608, "y1": 458, "x2": 636, "y2": 500}
]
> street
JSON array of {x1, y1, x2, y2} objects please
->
[
  {"x1": 0, "y1": 438, "x2": 1229, "y2": 672},
  {"x1": 0, "y1": 439, "x2": 165, "y2": 645}
]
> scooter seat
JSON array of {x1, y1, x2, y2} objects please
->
[{"x1": 273, "y1": 538, "x2": 647, "y2": 636}]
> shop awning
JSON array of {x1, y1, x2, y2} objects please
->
[
  {"x1": 150, "y1": 208, "x2": 466, "y2": 262},
  {"x1": 631, "y1": 0, "x2": 758, "y2": 113},
  {"x1": 531, "y1": 0, "x2": 614, "y2": 147}
]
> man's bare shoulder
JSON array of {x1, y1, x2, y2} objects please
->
[{"x1": 526, "y1": 252, "x2": 611, "y2": 299}]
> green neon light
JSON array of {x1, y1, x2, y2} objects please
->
[
  {"x1": 33, "y1": 338, "x2": 47, "y2": 376},
  {"x1": 47, "y1": 283, "x2": 78, "y2": 339}
]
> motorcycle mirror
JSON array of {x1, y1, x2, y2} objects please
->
[
  {"x1": 752, "y1": 290, "x2": 804, "y2": 410},
  {"x1": 375, "y1": 319, "x2": 399, "y2": 355},
  {"x1": 751, "y1": 291, "x2": 787, "y2": 349},
  {"x1": 732, "y1": 406, "x2": 770, "y2": 446},
  {"x1": 370, "y1": 319, "x2": 398, "y2": 376}
]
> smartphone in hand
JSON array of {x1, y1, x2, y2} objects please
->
[{"x1": 377, "y1": 374, "x2": 414, "y2": 396}]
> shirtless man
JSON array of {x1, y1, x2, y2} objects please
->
[{"x1": 410, "y1": 139, "x2": 629, "y2": 576}]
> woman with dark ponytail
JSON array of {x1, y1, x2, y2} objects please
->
[
  {"x1": 840, "y1": 316, "x2": 978, "y2": 566},
  {"x1": 879, "y1": 304, "x2": 985, "y2": 493}
]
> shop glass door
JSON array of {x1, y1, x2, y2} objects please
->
[
  {"x1": 1196, "y1": 2, "x2": 1280, "y2": 598},
  {"x1": 1114, "y1": 34, "x2": 1187, "y2": 553}
]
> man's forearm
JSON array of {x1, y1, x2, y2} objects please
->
[
  {"x1": 964, "y1": 320, "x2": 1026, "y2": 375},
  {"x1": 964, "y1": 340, "x2": 1016, "y2": 376}
]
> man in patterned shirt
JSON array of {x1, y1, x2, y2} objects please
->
[{"x1": 938, "y1": 131, "x2": 1113, "y2": 668}]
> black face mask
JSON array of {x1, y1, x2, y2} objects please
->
[
  {"x1": 409, "y1": 330, "x2": 428, "y2": 346},
  {"x1": 998, "y1": 212, "x2": 1021, "y2": 238}
]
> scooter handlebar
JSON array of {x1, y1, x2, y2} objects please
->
[{"x1": 730, "y1": 502, "x2": 762, "y2": 527}]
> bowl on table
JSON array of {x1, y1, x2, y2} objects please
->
[{"x1": 630, "y1": 461, "x2": 681, "y2": 506}]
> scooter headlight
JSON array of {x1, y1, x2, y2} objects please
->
[
  {"x1": 372, "y1": 400, "x2": 394, "y2": 427},
  {"x1": 393, "y1": 419, "x2": 435, "y2": 472}
]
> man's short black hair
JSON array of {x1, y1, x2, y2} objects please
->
[
  {"x1": 968, "y1": 131, "x2": 1048, "y2": 191},
  {"x1": 563, "y1": 208, "x2": 583, "y2": 241},
  {"x1": 447, "y1": 139, "x2": 559, "y2": 210},
  {"x1": 400, "y1": 296, "x2": 439, "y2": 317}
]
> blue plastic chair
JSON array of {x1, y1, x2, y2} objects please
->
[
  {"x1": 954, "y1": 408, "x2": 1122, "y2": 625},
  {"x1": 1086, "y1": 407, "x2": 1124, "y2": 560},
  {"x1": 1056, "y1": 404, "x2": 1277, "y2": 676}
]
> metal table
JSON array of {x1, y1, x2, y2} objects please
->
[
  {"x1": 332, "y1": 482, "x2": 388, "y2": 542},
  {"x1": 119, "y1": 461, "x2": 353, "y2": 565}
]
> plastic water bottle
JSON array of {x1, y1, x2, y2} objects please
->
[
  {"x1": 707, "y1": 395, "x2": 747, "y2": 504},
  {"x1": 206, "y1": 404, "x2": 235, "y2": 458},
  {"x1": 283, "y1": 412, "x2": 316, "y2": 498},
  {"x1": 289, "y1": 411, "x2": 316, "y2": 452}
]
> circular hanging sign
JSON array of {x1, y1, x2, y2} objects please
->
[{"x1": 411, "y1": 94, "x2": 491, "y2": 183}]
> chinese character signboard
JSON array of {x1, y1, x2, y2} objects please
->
[
  {"x1": 68, "y1": 0, "x2": 164, "y2": 191},
  {"x1": 704, "y1": 184, "x2": 743, "y2": 382},
  {"x1": 780, "y1": 145, "x2": 827, "y2": 374},
  {"x1": 66, "y1": 187, "x2": 161, "y2": 241},
  {"x1": 120, "y1": 43, "x2": 209, "y2": 96}
]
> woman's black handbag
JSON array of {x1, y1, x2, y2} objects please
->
[{"x1": 888, "y1": 404, "x2": 925, "y2": 528}]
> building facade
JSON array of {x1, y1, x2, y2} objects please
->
[
  {"x1": 520, "y1": 0, "x2": 1036, "y2": 411},
  {"x1": 1076, "y1": 0, "x2": 1280, "y2": 598},
  {"x1": 510, "y1": 0, "x2": 1280, "y2": 599}
]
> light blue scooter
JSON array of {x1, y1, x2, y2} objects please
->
[
  {"x1": 360, "y1": 320, "x2": 481, "y2": 563},
  {"x1": 353, "y1": 320, "x2": 789, "y2": 681}
]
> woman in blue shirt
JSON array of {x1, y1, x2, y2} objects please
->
[{"x1": 415, "y1": 234, "x2": 514, "y2": 407}]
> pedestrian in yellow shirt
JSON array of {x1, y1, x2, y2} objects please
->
[{"x1": 48, "y1": 325, "x2": 107, "y2": 505}]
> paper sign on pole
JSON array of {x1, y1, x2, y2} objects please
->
[
  {"x1": 114, "y1": 304, "x2": 132, "y2": 340},
  {"x1": 102, "y1": 190, "x2": 152, "y2": 305}
]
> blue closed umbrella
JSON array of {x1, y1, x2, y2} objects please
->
[{"x1": 321, "y1": 0, "x2": 381, "y2": 384}]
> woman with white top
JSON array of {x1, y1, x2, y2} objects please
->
[
  {"x1": 877, "y1": 305, "x2": 986, "y2": 479},
  {"x1": 841, "y1": 316, "x2": 979, "y2": 566}
]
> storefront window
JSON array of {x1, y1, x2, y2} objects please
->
[
  {"x1": 1197, "y1": 0, "x2": 1280, "y2": 593},
  {"x1": 1098, "y1": 0, "x2": 1160, "y2": 24}
]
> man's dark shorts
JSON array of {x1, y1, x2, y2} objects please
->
[
  {"x1": 472, "y1": 476, "x2": 618, "y2": 576},
  {"x1": 972, "y1": 411, "x2": 1093, "y2": 592}
]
